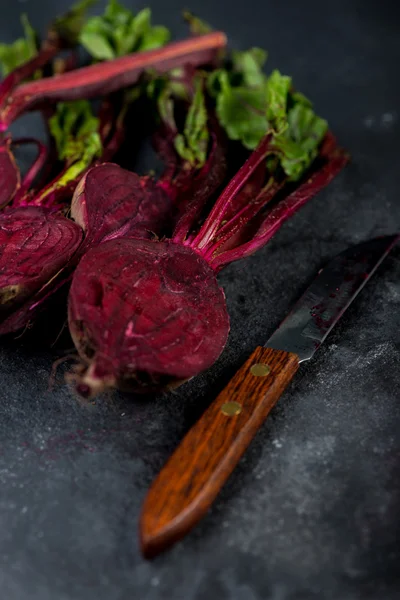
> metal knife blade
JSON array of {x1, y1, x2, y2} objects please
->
[{"x1": 267, "y1": 235, "x2": 399, "y2": 361}]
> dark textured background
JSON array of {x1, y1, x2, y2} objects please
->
[{"x1": 0, "y1": 1, "x2": 399, "y2": 598}]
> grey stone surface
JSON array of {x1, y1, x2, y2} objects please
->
[{"x1": 0, "y1": 1, "x2": 399, "y2": 599}]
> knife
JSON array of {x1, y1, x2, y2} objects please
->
[{"x1": 139, "y1": 235, "x2": 398, "y2": 558}]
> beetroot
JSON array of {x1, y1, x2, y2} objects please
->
[
  {"x1": 71, "y1": 163, "x2": 175, "y2": 248},
  {"x1": 0, "y1": 4, "x2": 349, "y2": 400},
  {"x1": 68, "y1": 238, "x2": 228, "y2": 395},
  {"x1": 63, "y1": 23, "x2": 350, "y2": 398},
  {"x1": 0, "y1": 4, "x2": 225, "y2": 334},
  {"x1": 0, "y1": 206, "x2": 82, "y2": 334},
  {"x1": 0, "y1": 3, "x2": 225, "y2": 212},
  {"x1": 67, "y1": 130, "x2": 348, "y2": 397}
]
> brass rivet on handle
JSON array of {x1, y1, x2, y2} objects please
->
[
  {"x1": 221, "y1": 401, "x2": 242, "y2": 416},
  {"x1": 250, "y1": 363, "x2": 271, "y2": 376}
]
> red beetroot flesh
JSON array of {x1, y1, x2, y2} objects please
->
[
  {"x1": 68, "y1": 238, "x2": 229, "y2": 394},
  {"x1": 0, "y1": 207, "x2": 82, "y2": 333},
  {"x1": 71, "y1": 164, "x2": 175, "y2": 248}
]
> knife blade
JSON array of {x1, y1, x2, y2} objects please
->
[{"x1": 139, "y1": 235, "x2": 398, "y2": 559}]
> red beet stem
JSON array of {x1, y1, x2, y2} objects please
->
[
  {"x1": 0, "y1": 137, "x2": 21, "y2": 208},
  {"x1": 0, "y1": 32, "x2": 227, "y2": 129},
  {"x1": 100, "y1": 123, "x2": 125, "y2": 163},
  {"x1": 171, "y1": 127, "x2": 228, "y2": 244},
  {"x1": 28, "y1": 106, "x2": 59, "y2": 192},
  {"x1": 11, "y1": 137, "x2": 48, "y2": 205},
  {"x1": 98, "y1": 98, "x2": 116, "y2": 146},
  {"x1": 0, "y1": 39, "x2": 60, "y2": 108},
  {"x1": 204, "y1": 178, "x2": 283, "y2": 260},
  {"x1": 99, "y1": 99, "x2": 129, "y2": 162},
  {"x1": 210, "y1": 140, "x2": 349, "y2": 271},
  {"x1": 30, "y1": 164, "x2": 84, "y2": 208},
  {"x1": 191, "y1": 133, "x2": 272, "y2": 251},
  {"x1": 16, "y1": 100, "x2": 128, "y2": 209}
]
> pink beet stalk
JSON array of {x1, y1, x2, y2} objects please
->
[
  {"x1": 170, "y1": 126, "x2": 228, "y2": 244},
  {"x1": 0, "y1": 0, "x2": 97, "y2": 107},
  {"x1": 190, "y1": 134, "x2": 272, "y2": 250},
  {"x1": 11, "y1": 137, "x2": 48, "y2": 205},
  {"x1": 209, "y1": 138, "x2": 348, "y2": 271},
  {"x1": 0, "y1": 39, "x2": 60, "y2": 108},
  {"x1": 0, "y1": 32, "x2": 227, "y2": 130},
  {"x1": 15, "y1": 97, "x2": 130, "y2": 210},
  {"x1": 0, "y1": 137, "x2": 21, "y2": 208}
]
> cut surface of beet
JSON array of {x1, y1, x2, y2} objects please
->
[
  {"x1": 0, "y1": 207, "x2": 82, "y2": 333},
  {"x1": 68, "y1": 238, "x2": 229, "y2": 394}
]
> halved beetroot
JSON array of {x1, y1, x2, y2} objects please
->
[
  {"x1": 68, "y1": 237, "x2": 229, "y2": 396},
  {"x1": 0, "y1": 207, "x2": 82, "y2": 333}
]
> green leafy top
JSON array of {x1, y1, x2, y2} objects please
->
[
  {"x1": 208, "y1": 49, "x2": 328, "y2": 180},
  {"x1": 49, "y1": 100, "x2": 102, "y2": 170},
  {"x1": 51, "y1": 0, "x2": 98, "y2": 46},
  {"x1": 147, "y1": 72, "x2": 210, "y2": 169},
  {"x1": 266, "y1": 71, "x2": 328, "y2": 180},
  {"x1": 174, "y1": 77, "x2": 209, "y2": 168},
  {"x1": 207, "y1": 48, "x2": 269, "y2": 151},
  {"x1": 146, "y1": 72, "x2": 186, "y2": 134},
  {"x1": 0, "y1": 15, "x2": 38, "y2": 77},
  {"x1": 79, "y1": 0, "x2": 170, "y2": 60}
]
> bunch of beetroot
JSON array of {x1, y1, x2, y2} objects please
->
[
  {"x1": 0, "y1": 1, "x2": 225, "y2": 334},
  {"x1": 0, "y1": 1, "x2": 348, "y2": 398}
]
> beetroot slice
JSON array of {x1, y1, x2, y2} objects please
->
[
  {"x1": 0, "y1": 207, "x2": 82, "y2": 333},
  {"x1": 0, "y1": 139, "x2": 20, "y2": 208},
  {"x1": 71, "y1": 163, "x2": 175, "y2": 248},
  {"x1": 68, "y1": 238, "x2": 229, "y2": 395}
]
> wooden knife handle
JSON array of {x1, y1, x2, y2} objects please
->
[{"x1": 139, "y1": 346, "x2": 299, "y2": 558}]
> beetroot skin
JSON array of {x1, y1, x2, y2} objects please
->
[
  {"x1": 68, "y1": 238, "x2": 229, "y2": 395},
  {"x1": 71, "y1": 163, "x2": 175, "y2": 248}
]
